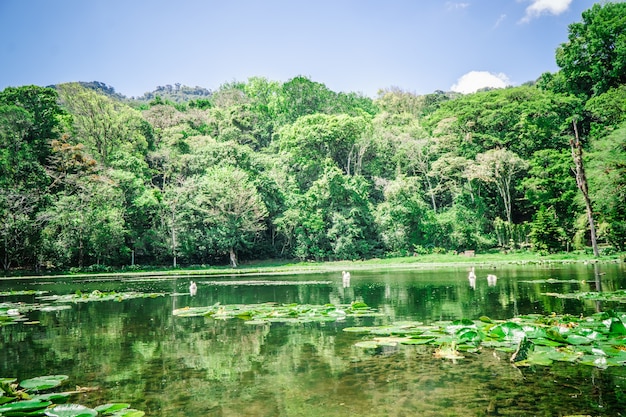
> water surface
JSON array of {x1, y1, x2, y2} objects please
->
[{"x1": 2, "y1": 262, "x2": 625, "y2": 416}]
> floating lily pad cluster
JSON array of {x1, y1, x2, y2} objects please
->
[
  {"x1": 39, "y1": 290, "x2": 165, "y2": 303},
  {"x1": 345, "y1": 311, "x2": 626, "y2": 368},
  {"x1": 543, "y1": 290, "x2": 626, "y2": 303},
  {"x1": 0, "y1": 291, "x2": 164, "y2": 326},
  {"x1": 0, "y1": 375, "x2": 144, "y2": 416},
  {"x1": 173, "y1": 301, "x2": 382, "y2": 324},
  {"x1": 0, "y1": 291, "x2": 48, "y2": 297}
]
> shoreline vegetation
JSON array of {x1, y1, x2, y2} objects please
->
[
  {"x1": 2, "y1": 4, "x2": 626, "y2": 274},
  {"x1": 3, "y1": 251, "x2": 624, "y2": 280}
]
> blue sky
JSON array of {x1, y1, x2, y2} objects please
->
[{"x1": 0, "y1": 0, "x2": 602, "y2": 98}]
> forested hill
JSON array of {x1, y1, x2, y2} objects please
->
[{"x1": 1, "y1": 2, "x2": 625, "y2": 272}]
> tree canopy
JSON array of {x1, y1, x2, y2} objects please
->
[{"x1": 1, "y1": 3, "x2": 625, "y2": 271}]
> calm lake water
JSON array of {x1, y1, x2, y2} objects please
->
[{"x1": 2, "y1": 262, "x2": 626, "y2": 416}]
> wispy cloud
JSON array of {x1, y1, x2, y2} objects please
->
[
  {"x1": 519, "y1": 0, "x2": 573, "y2": 23},
  {"x1": 493, "y1": 14, "x2": 507, "y2": 28},
  {"x1": 445, "y1": 2, "x2": 470, "y2": 11}
]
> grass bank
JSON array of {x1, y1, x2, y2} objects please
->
[{"x1": 6, "y1": 251, "x2": 623, "y2": 280}]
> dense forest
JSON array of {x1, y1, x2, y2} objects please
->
[{"x1": 1, "y1": 2, "x2": 625, "y2": 272}]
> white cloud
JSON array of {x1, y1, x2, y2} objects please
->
[
  {"x1": 450, "y1": 71, "x2": 511, "y2": 94},
  {"x1": 520, "y1": 0, "x2": 573, "y2": 23},
  {"x1": 446, "y1": 2, "x2": 470, "y2": 11},
  {"x1": 493, "y1": 14, "x2": 507, "y2": 28}
]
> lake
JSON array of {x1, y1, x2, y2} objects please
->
[{"x1": 2, "y1": 262, "x2": 626, "y2": 416}]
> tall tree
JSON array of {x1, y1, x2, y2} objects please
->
[
  {"x1": 570, "y1": 121, "x2": 600, "y2": 256},
  {"x1": 57, "y1": 83, "x2": 149, "y2": 165},
  {"x1": 588, "y1": 123, "x2": 626, "y2": 251},
  {"x1": 180, "y1": 166, "x2": 268, "y2": 267},
  {"x1": 466, "y1": 148, "x2": 528, "y2": 224},
  {"x1": 555, "y1": 2, "x2": 626, "y2": 98}
]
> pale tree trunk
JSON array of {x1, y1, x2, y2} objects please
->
[
  {"x1": 571, "y1": 120, "x2": 600, "y2": 257},
  {"x1": 171, "y1": 204, "x2": 177, "y2": 268},
  {"x1": 229, "y1": 247, "x2": 237, "y2": 268}
]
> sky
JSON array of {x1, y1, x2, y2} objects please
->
[{"x1": 0, "y1": 0, "x2": 604, "y2": 98}]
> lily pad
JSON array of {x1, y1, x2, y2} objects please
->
[
  {"x1": 109, "y1": 409, "x2": 144, "y2": 417},
  {"x1": 94, "y1": 403, "x2": 130, "y2": 414},
  {"x1": 20, "y1": 376, "x2": 68, "y2": 392},
  {"x1": 44, "y1": 404, "x2": 98, "y2": 417},
  {"x1": 0, "y1": 399, "x2": 52, "y2": 413},
  {"x1": 174, "y1": 302, "x2": 381, "y2": 324}
]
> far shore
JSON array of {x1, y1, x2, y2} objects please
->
[{"x1": 3, "y1": 251, "x2": 623, "y2": 280}]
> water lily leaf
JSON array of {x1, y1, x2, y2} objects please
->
[
  {"x1": 0, "y1": 399, "x2": 51, "y2": 413},
  {"x1": 609, "y1": 318, "x2": 626, "y2": 336},
  {"x1": 0, "y1": 396, "x2": 16, "y2": 406},
  {"x1": 20, "y1": 376, "x2": 68, "y2": 391},
  {"x1": 354, "y1": 341, "x2": 379, "y2": 349},
  {"x1": 342, "y1": 327, "x2": 373, "y2": 333},
  {"x1": 44, "y1": 404, "x2": 97, "y2": 417},
  {"x1": 545, "y1": 327, "x2": 569, "y2": 344},
  {"x1": 401, "y1": 338, "x2": 435, "y2": 345},
  {"x1": 457, "y1": 328, "x2": 481, "y2": 343},
  {"x1": 520, "y1": 350, "x2": 554, "y2": 366},
  {"x1": 547, "y1": 348, "x2": 583, "y2": 363},
  {"x1": 564, "y1": 334, "x2": 592, "y2": 345},
  {"x1": 533, "y1": 338, "x2": 565, "y2": 347},
  {"x1": 30, "y1": 393, "x2": 71, "y2": 404},
  {"x1": 94, "y1": 403, "x2": 130, "y2": 414},
  {"x1": 489, "y1": 322, "x2": 525, "y2": 342},
  {"x1": 110, "y1": 409, "x2": 144, "y2": 417}
]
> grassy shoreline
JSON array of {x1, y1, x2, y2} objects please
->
[{"x1": 3, "y1": 251, "x2": 624, "y2": 280}]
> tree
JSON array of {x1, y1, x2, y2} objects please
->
[
  {"x1": 466, "y1": 148, "x2": 528, "y2": 224},
  {"x1": 426, "y1": 86, "x2": 579, "y2": 159},
  {"x1": 180, "y1": 166, "x2": 268, "y2": 267},
  {"x1": 374, "y1": 176, "x2": 431, "y2": 255},
  {"x1": 275, "y1": 113, "x2": 371, "y2": 190},
  {"x1": 555, "y1": 2, "x2": 626, "y2": 98},
  {"x1": 41, "y1": 175, "x2": 127, "y2": 268},
  {"x1": 529, "y1": 206, "x2": 567, "y2": 253},
  {"x1": 570, "y1": 121, "x2": 600, "y2": 257},
  {"x1": 57, "y1": 83, "x2": 149, "y2": 165},
  {"x1": 522, "y1": 148, "x2": 578, "y2": 237},
  {"x1": 588, "y1": 123, "x2": 626, "y2": 251}
]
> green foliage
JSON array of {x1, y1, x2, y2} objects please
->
[
  {"x1": 555, "y1": 2, "x2": 626, "y2": 98},
  {"x1": 3, "y1": 2, "x2": 626, "y2": 269},
  {"x1": 426, "y1": 86, "x2": 579, "y2": 159},
  {"x1": 588, "y1": 123, "x2": 626, "y2": 250},
  {"x1": 529, "y1": 206, "x2": 567, "y2": 253}
]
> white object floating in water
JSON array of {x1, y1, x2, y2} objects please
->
[
  {"x1": 468, "y1": 267, "x2": 476, "y2": 289},
  {"x1": 342, "y1": 271, "x2": 351, "y2": 288},
  {"x1": 189, "y1": 281, "x2": 198, "y2": 296},
  {"x1": 487, "y1": 274, "x2": 498, "y2": 286}
]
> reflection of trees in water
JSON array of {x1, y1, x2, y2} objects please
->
[{"x1": 3, "y1": 263, "x2": 626, "y2": 416}]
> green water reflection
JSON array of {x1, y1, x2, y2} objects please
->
[{"x1": 1, "y1": 263, "x2": 626, "y2": 416}]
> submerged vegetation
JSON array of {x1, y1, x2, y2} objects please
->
[
  {"x1": 0, "y1": 375, "x2": 144, "y2": 416},
  {"x1": 1, "y1": 2, "x2": 626, "y2": 273}
]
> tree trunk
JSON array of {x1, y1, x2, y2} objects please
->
[
  {"x1": 229, "y1": 247, "x2": 238, "y2": 268},
  {"x1": 571, "y1": 120, "x2": 600, "y2": 257}
]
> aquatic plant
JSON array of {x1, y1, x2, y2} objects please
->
[
  {"x1": 0, "y1": 375, "x2": 144, "y2": 416},
  {"x1": 345, "y1": 311, "x2": 626, "y2": 368},
  {"x1": 173, "y1": 301, "x2": 382, "y2": 324}
]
